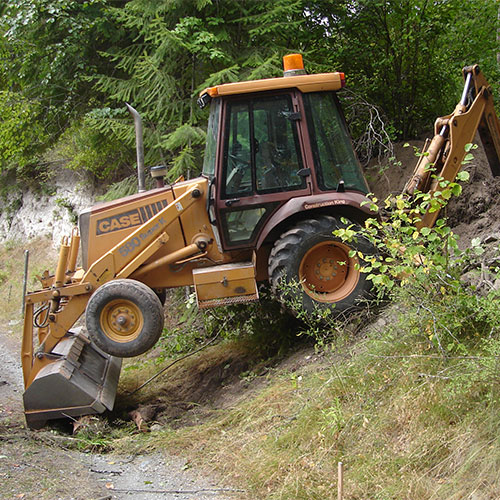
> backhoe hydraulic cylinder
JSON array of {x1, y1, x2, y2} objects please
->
[
  {"x1": 404, "y1": 133, "x2": 446, "y2": 195},
  {"x1": 460, "y1": 72, "x2": 473, "y2": 107}
]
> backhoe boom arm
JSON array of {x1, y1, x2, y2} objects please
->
[{"x1": 404, "y1": 64, "x2": 500, "y2": 228}]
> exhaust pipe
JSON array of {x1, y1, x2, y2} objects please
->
[{"x1": 125, "y1": 103, "x2": 146, "y2": 193}]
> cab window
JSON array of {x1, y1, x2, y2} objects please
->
[
  {"x1": 202, "y1": 99, "x2": 221, "y2": 178},
  {"x1": 304, "y1": 92, "x2": 368, "y2": 193},
  {"x1": 222, "y1": 95, "x2": 305, "y2": 198}
]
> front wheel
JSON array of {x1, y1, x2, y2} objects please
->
[
  {"x1": 85, "y1": 279, "x2": 164, "y2": 357},
  {"x1": 268, "y1": 215, "x2": 374, "y2": 316}
]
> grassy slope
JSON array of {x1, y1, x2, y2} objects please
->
[
  {"x1": 0, "y1": 238, "x2": 57, "y2": 332},
  {"x1": 4, "y1": 238, "x2": 500, "y2": 499},
  {"x1": 112, "y1": 299, "x2": 500, "y2": 500}
]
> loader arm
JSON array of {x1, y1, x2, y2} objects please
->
[
  {"x1": 404, "y1": 65, "x2": 500, "y2": 228},
  {"x1": 22, "y1": 183, "x2": 206, "y2": 428}
]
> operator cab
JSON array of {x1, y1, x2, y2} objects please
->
[{"x1": 199, "y1": 54, "x2": 369, "y2": 250}]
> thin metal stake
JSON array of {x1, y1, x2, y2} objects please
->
[
  {"x1": 338, "y1": 461, "x2": 344, "y2": 500},
  {"x1": 22, "y1": 250, "x2": 29, "y2": 316}
]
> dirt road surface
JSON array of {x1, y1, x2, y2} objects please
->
[{"x1": 0, "y1": 325, "x2": 239, "y2": 500}]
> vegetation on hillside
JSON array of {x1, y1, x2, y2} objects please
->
[
  {"x1": 25, "y1": 163, "x2": 491, "y2": 499},
  {"x1": 68, "y1": 193, "x2": 498, "y2": 498},
  {"x1": 1, "y1": 1, "x2": 500, "y2": 498},
  {"x1": 0, "y1": 0, "x2": 499, "y2": 190}
]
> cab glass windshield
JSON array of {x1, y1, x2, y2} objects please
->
[
  {"x1": 222, "y1": 94, "x2": 305, "y2": 198},
  {"x1": 202, "y1": 99, "x2": 221, "y2": 178},
  {"x1": 304, "y1": 92, "x2": 368, "y2": 193}
]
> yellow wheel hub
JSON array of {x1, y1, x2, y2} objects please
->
[
  {"x1": 100, "y1": 299, "x2": 144, "y2": 343},
  {"x1": 299, "y1": 241, "x2": 360, "y2": 303}
]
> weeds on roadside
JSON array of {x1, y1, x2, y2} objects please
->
[
  {"x1": 203, "y1": 286, "x2": 301, "y2": 356},
  {"x1": 72, "y1": 419, "x2": 137, "y2": 453},
  {"x1": 275, "y1": 277, "x2": 373, "y2": 351},
  {"x1": 333, "y1": 147, "x2": 499, "y2": 355},
  {"x1": 153, "y1": 286, "x2": 299, "y2": 361}
]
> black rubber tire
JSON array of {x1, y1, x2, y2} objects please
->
[
  {"x1": 268, "y1": 215, "x2": 375, "y2": 316},
  {"x1": 85, "y1": 279, "x2": 164, "y2": 357},
  {"x1": 154, "y1": 289, "x2": 167, "y2": 306}
]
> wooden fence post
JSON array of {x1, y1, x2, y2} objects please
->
[{"x1": 338, "y1": 461, "x2": 344, "y2": 500}]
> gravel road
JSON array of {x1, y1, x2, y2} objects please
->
[{"x1": 0, "y1": 326, "x2": 240, "y2": 500}]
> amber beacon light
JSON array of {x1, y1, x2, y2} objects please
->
[{"x1": 283, "y1": 53, "x2": 306, "y2": 77}]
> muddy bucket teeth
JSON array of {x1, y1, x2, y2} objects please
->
[{"x1": 23, "y1": 329, "x2": 122, "y2": 429}]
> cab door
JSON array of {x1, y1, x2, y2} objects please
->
[{"x1": 216, "y1": 91, "x2": 311, "y2": 250}]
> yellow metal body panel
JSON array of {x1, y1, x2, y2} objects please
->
[
  {"x1": 201, "y1": 72, "x2": 344, "y2": 97},
  {"x1": 83, "y1": 178, "x2": 229, "y2": 289},
  {"x1": 86, "y1": 187, "x2": 180, "y2": 267},
  {"x1": 84, "y1": 184, "x2": 204, "y2": 285},
  {"x1": 193, "y1": 262, "x2": 258, "y2": 307}
]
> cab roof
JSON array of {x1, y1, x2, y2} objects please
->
[{"x1": 200, "y1": 72, "x2": 345, "y2": 98}]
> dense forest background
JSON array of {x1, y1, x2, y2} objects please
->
[{"x1": 0, "y1": 0, "x2": 499, "y2": 193}]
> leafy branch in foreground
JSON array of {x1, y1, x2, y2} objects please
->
[{"x1": 334, "y1": 161, "x2": 499, "y2": 354}]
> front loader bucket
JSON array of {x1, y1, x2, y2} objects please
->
[{"x1": 23, "y1": 330, "x2": 122, "y2": 429}]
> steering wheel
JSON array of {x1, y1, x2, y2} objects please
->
[{"x1": 226, "y1": 154, "x2": 250, "y2": 192}]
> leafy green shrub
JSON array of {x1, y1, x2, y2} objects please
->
[
  {"x1": 55, "y1": 116, "x2": 132, "y2": 181},
  {"x1": 202, "y1": 287, "x2": 301, "y2": 354},
  {"x1": 155, "y1": 286, "x2": 300, "y2": 362},
  {"x1": 0, "y1": 91, "x2": 48, "y2": 178},
  {"x1": 334, "y1": 154, "x2": 499, "y2": 355},
  {"x1": 273, "y1": 277, "x2": 371, "y2": 350}
]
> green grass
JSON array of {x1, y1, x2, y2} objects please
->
[
  {"x1": 126, "y1": 304, "x2": 500, "y2": 500},
  {"x1": 0, "y1": 238, "x2": 57, "y2": 330}
]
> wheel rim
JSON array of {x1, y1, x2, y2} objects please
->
[
  {"x1": 100, "y1": 299, "x2": 144, "y2": 343},
  {"x1": 298, "y1": 241, "x2": 360, "y2": 303}
]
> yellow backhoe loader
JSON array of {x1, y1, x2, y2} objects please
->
[{"x1": 21, "y1": 55, "x2": 500, "y2": 428}]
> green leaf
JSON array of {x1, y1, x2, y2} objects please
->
[
  {"x1": 441, "y1": 189, "x2": 452, "y2": 200},
  {"x1": 464, "y1": 143, "x2": 477, "y2": 152}
]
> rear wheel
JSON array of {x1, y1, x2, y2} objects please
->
[
  {"x1": 86, "y1": 279, "x2": 164, "y2": 357},
  {"x1": 268, "y1": 215, "x2": 374, "y2": 316}
]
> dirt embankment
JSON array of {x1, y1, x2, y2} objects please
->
[{"x1": 368, "y1": 137, "x2": 500, "y2": 246}]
